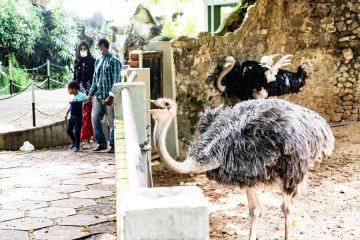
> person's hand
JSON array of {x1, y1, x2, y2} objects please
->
[
  {"x1": 102, "y1": 96, "x2": 114, "y2": 106},
  {"x1": 64, "y1": 113, "x2": 68, "y2": 121},
  {"x1": 86, "y1": 96, "x2": 92, "y2": 103}
]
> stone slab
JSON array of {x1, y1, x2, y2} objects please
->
[
  {"x1": 1, "y1": 200, "x2": 49, "y2": 211},
  {"x1": 33, "y1": 226, "x2": 91, "y2": 240},
  {"x1": 30, "y1": 193, "x2": 68, "y2": 201},
  {"x1": 0, "y1": 230, "x2": 29, "y2": 240},
  {"x1": 94, "y1": 233, "x2": 117, "y2": 240},
  {"x1": 28, "y1": 207, "x2": 76, "y2": 219},
  {"x1": 87, "y1": 183, "x2": 115, "y2": 192},
  {"x1": 63, "y1": 178, "x2": 102, "y2": 186},
  {"x1": 57, "y1": 215, "x2": 109, "y2": 226},
  {"x1": 77, "y1": 173, "x2": 115, "y2": 179},
  {"x1": 51, "y1": 198, "x2": 97, "y2": 209},
  {"x1": 89, "y1": 222, "x2": 116, "y2": 235},
  {"x1": 55, "y1": 185, "x2": 87, "y2": 194},
  {"x1": 70, "y1": 190, "x2": 113, "y2": 199},
  {"x1": 77, "y1": 204, "x2": 116, "y2": 216},
  {"x1": 0, "y1": 210, "x2": 25, "y2": 222},
  {"x1": 0, "y1": 217, "x2": 53, "y2": 230},
  {"x1": 119, "y1": 186, "x2": 209, "y2": 240}
]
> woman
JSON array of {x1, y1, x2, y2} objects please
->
[{"x1": 73, "y1": 40, "x2": 95, "y2": 146}]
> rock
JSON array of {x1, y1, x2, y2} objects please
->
[
  {"x1": 337, "y1": 83, "x2": 344, "y2": 88},
  {"x1": 348, "y1": 20, "x2": 359, "y2": 31},
  {"x1": 342, "y1": 94, "x2": 354, "y2": 101},
  {"x1": 260, "y1": 29, "x2": 268, "y2": 35},
  {"x1": 351, "y1": 108, "x2": 359, "y2": 114},
  {"x1": 334, "y1": 106, "x2": 345, "y2": 113},
  {"x1": 326, "y1": 25, "x2": 337, "y2": 33},
  {"x1": 344, "y1": 82, "x2": 352, "y2": 88},
  {"x1": 338, "y1": 36, "x2": 350, "y2": 42},
  {"x1": 349, "y1": 39, "x2": 359, "y2": 47},
  {"x1": 342, "y1": 48, "x2": 353, "y2": 60},
  {"x1": 330, "y1": 113, "x2": 343, "y2": 122},
  {"x1": 349, "y1": 114, "x2": 359, "y2": 121},
  {"x1": 335, "y1": 21, "x2": 347, "y2": 31},
  {"x1": 342, "y1": 110, "x2": 351, "y2": 119}
]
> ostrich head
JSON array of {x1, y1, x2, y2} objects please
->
[
  {"x1": 205, "y1": 56, "x2": 236, "y2": 93},
  {"x1": 148, "y1": 98, "x2": 177, "y2": 122}
]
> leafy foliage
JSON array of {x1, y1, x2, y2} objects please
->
[
  {"x1": 161, "y1": 13, "x2": 197, "y2": 38},
  {"x1": 0, "y1": 0, "x2": 79, "y2": 92},
  {"x1": 27, "y1": 3, "x2": 80, "y2": 68},
  {"x1": 0, "y1": 54, "x2": 31, "y2": 94},
  {"x1": 0, "y1": 0, "x2": 43, "y2": 56}
]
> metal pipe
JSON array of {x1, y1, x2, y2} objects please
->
[
  {"x1": 32, "y1": 81, "x2": 36, "y2": 127},
  {"x1": 47, "y1": 59, "x2": 50, "y2": 89},
  {"x1": 211, "y1": 0, "x2": 215, "y2": 35},
  {"x1": 139, "y1": 50, "x2": 143, "y2": 68},
  {"x1": 8, "y1": 60, "x2": 13, "y2": 95}
]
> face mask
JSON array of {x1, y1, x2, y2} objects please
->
[
  {"x1": 80, "y1": 50, "x2": 87, "y2": 57},
  {"x1": 97, "y1": 47, "x2": 103, "y2": 57}
]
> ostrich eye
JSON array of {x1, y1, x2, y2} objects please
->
[{"x1": 165, "y1": 102, "x2": 170, "y2": 107}]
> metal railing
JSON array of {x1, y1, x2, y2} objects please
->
[{"x1": 0, "y1": 59, "x2": 69, "y2": 95}]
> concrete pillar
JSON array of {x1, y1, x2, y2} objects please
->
[{"x1": 118, "y1": 186, "x2": 209, "y2": 240}]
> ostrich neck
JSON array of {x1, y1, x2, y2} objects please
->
[{"x1": 154, "y1": 114, "x2": 219, "y2": 174}]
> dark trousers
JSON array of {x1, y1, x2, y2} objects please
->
[{"x1": 67, "y1": 117, "x2": 82, "y2": 149}]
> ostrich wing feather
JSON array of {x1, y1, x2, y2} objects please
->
[{"x1": 190, "y1": 99, "x2": 334, "y2": 195}]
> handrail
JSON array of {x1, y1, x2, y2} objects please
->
[{"x1": 121, "y1": 87, "x2": 147, "y2": 188}]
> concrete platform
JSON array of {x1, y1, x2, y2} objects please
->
[{"x1": 0, "y1": 88, "x2": 70, "y2": 150}]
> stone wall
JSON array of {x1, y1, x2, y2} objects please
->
[{"x1": 170, "y1": 0, "x2": 360, "y2": 156}]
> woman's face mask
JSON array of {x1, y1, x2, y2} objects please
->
[{"x1": 80, "y1": 50, "x2": 87, "y2": 57}]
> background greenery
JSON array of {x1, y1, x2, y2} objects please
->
[{"x1": 0, "y1": 0, "x2": 79, "y2": 93}]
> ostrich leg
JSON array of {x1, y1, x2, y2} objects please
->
[
  {"x1": 246, "y1": 188, "x2": 262, "y2": 240},
  {"x1": 281, "y1": 193, "x2": 294, "y2": 240}
]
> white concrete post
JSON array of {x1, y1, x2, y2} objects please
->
[{"x1": 119, "y1": 186, "x2": 209, "y2": 240}]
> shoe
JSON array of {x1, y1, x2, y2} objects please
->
[
  {"x1": 107, "y1": 145, "x2": 115, "y2": 153},
  {"x1": 69, "y1": 143, "x2": 75, "y2": 150},
  {"x1": 92, "y1": 145, "x2": 107, "y2": 152},
  {"x1": 74, "y1": 148, "x2": 80, "y2": 152}
]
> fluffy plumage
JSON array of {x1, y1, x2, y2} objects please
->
[
  {"x1": 195, "y1": 99, "x2": 333, "y2": 195},
  {"x1": 206, "y1": 55, "x2": 313, "y2": 104}
]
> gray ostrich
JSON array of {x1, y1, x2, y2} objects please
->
[{"x1": 149, "y1": 98, "x2": 334, "y2": 240}]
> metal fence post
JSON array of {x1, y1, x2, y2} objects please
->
[
  {"x1": 47, "y1": 59, "x2": 50, "y2": 90},
  {"x1": 8, "y1": 59, "x2": 13, "y2": 95},
  {"x1": 32, "y1": 81, "x2": 36, "y2": 127}
]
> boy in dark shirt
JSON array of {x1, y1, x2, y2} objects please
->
[{"x1": 65, "y1": 81, "x2": 87, "y2": 152}]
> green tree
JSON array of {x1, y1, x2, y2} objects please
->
[{"x1": 0, "y1": 0, "x2": 43, "y2": 58}]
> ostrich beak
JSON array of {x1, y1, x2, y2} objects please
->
[
  {"x1": 148, "y1": 99, "x2": 163, "y2": 108},
  {"x1": 147, "y1": 99, "x2": 165, "y2": 114}
]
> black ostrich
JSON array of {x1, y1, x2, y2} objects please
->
[
  {"x1": 149, "y1": 98, "x2": 334, "y2": 240},
  {"x1": 205, "y1": 54, "x2": 313, "y2": 105}
]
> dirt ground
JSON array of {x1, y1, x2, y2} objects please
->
[{"x1": 152, "y1": 123, "x2": 360, "y2": 240}]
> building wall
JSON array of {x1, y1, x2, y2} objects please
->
[{"x1": 171, "y1": 0, "x2": 360, "y2": 157}]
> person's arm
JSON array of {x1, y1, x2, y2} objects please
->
[
  {"x1": 87, "y1": 60, "x2": 98, "y2": 102},
  {"x1": 103, "y1": 59, "x2": 121, "y2": 106},
  {"x1": 65, "y1": 105, "x2": 70, "y2": 120}
]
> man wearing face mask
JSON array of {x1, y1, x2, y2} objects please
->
[{"x1": 87, "y1": 38, "x2": 121, "y2": 153}]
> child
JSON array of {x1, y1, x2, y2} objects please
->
[{"x1": 65, "y1": 81, "x2": 87, "y2": 152}]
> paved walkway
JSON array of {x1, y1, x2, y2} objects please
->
[
  {"x1": 0, "y1": 147, "x2": 117, "y2": 240},
  {"x1": 0, "y1": 88, "x2": 69, "y2": 133}
]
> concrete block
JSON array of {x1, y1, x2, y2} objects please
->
[{"x1": 118, "y1": 186, "x2": 209, "y2": 240}]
